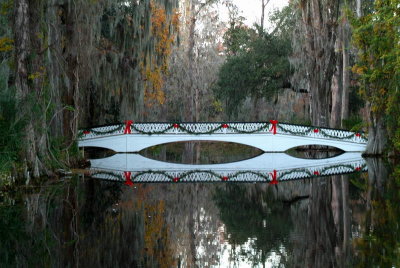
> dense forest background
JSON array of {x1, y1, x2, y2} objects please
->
[{"x1": 0, "y1": 0, "x2": 399, "y2": 178}]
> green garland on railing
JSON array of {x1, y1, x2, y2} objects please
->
[
  {"x1": 169, "y1": 123, "x2": 270, "y2": 135},
  {"x1": 91, "y1": 171, "x2": 125, "y2": 181},
  {"x1": 80, "y1": 122, "x2": 366, "y2": 142},
  {"x1": 130, "y1": 124, "x2": 176, "y2": 135},
  {"x1": 277, "y1": 124, "x2": 313, "y2": 135},
  {"x1": 92, "y1": 169, "x2": 271, "y2": 182},
  {"x1": 278, "y1": 124, "x2": 366, "y2": 141},
  {"x1": 319, "y1": 129, "x2": 356, "y2": 139},
  {"x1": 279, "y1": 163, "x2": 367, "y2": 179},
  {"x1": 90, "y1": 163, "x2": 367, "y2": 183},
  {"x1": 81, "y1": 123, "x2": 271, "y2": 136},
  {"x1": 80, "y1": 124, "x2": 124, "y2": 136}
]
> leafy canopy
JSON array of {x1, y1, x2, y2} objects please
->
[
  {"x1": 214, "y1": 5, "x2": 293, "y2": 117},
  {"x1": 351, "y1": 0, "x2": 400, "y2": 150}
]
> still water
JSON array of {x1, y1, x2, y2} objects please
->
[{"x1": 1, "y1": 142, "x2": 398, "y2": 267}]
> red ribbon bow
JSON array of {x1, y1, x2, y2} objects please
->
[
  {"x1": 124, "y1": 120, "x2": 133, "y2": 134},
  {"x1": 269, "y1": 170, "x2": 278, "y2": 184},
  {"x1": 83, "y1": 130, "x2": 90, "y2": 135},
  {"x1": 355, "y1": 133, "x2": 361, "y2": 137},
  {"x1": 221, "y1": 123, "x2": 229, "y2": 129},
  {"x1": 269, "y1": 120, "x2": 278, "y2": 135},
  {"x1": 173, "y1": 123, "x2": 179, "y2": 129},
  {"x1": 314, "y1": 129, "x2": 319, "y2": 133},
  {"x1": 222, "y1": 176, "x2": 229, "y2": 181},
  {"x1": 173, "y1": 177, "x2": 180, "y2": 182},
  {"x1": 313, "y1": 171, "x2": 320, "y2": 175},
  {"x1": 124, "y1": 171, "x2": 133, "y2": 186}
]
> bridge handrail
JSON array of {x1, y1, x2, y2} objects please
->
[{"x1": 79, "y1": 121, "x2": 367, "y2": 143}]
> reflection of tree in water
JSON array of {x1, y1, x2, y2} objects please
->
[
  {"x1": 213, "y1": 176, "x2": 356, "y2": 267},
  {"x1": 3, "y1": 159, "x2": 398, "y2": 267},
  {"x1": 0, "y1": 176, "x2": 177, "y2": 267},
  {"x1": 352, "y1": 159, "x2": 400, "y2": 267},
  {"x1": 0, "y1": 202, "x2": 53, "y2": 267},
  {"x1": 213, "y1": 184, "x2": 293, "y2": 264}
]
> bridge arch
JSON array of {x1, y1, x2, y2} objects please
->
[{"x1": 79, "y1": 133, "x2": 366, "y2": 152}]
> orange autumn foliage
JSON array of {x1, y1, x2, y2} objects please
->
[
  {"x1": 143, "y1": 3, "x2": 180, "y2": 106},
  {"x1": 144, "y1": 201, "x2": 176, "y2": 267}
]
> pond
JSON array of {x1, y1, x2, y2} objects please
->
[{"x1": 1, "y1": 142, "x2": 399, "y2": 267}]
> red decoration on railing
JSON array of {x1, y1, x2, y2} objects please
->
[
  {"x1": 221, "y1": 124, "x2": 229, "y2": 129},
  {"x1": 355, "y1": 167, "x2": 361, "y2": 171},
  {"x1": 269, "y1": 170, "x2": 278, "y2": 184},
  {"x1": 173, "y1": 177, "x2": 180, "y2": 182},
  {"x1": 355, "y1": 133, "x2": 361, "y2": 137},
  {"x1": 173, "y1": 123, "x2": 179, "y2": 129},
  {"x1": 124, "y1": 120, "x2": 133, "y2": 134},
  {"x1": 314, "y1": 129, "x2": 319, "y2": 133},
  {"x1": 313, "y1": 171, "x2": 320, "y2": 175},
  {"x1": 124, "y1": 171, "x2": 133, "y2": 186},
  {"x1": 83, "y1": 130, "x2": 90, "y2": 134},
  {"x1": 222, "y1": 176, "x2": 229, "y2": 181},
  {"x1": 269, "y1": 120, "x2": 278, "y2": 135}
]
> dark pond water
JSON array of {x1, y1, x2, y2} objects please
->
[{"x1": 1, "y1": 142, "x2": 399, "y2": 267}]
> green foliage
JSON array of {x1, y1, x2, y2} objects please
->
[
  {"x1": 223, "y1": 23, "x2": 254, "y2": 57},
  {"x1": 351, "y1": 0, "x2": 400, "y2": 150},
  {"x1": 349, "y1": 85, "x2": 364, "y2": 115},
  {"x1": 342, "y1": 115, "x2": 364, "y2": 132},
  {"x1": 215, "y1": 6, "x2": 293, "y2": 117},
  {"x1": 0, "y1": 66, "x2": 25, "y2": 174}
]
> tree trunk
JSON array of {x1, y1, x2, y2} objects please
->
[
  {"x1": 341, "y1": 16, "x2": 350, "y2": 126},
  {"x1": 62, "y1": 4, "x2": 80, "y2": 143},
  {"x1": 330, "y1": 53, "x2": 342, "y2": 128},
  {"x1": 251, "y1": 94, "x2": 261, "y2": 121},
  {"x1": 29, "y1": 0, "x2": 49, "y2": 164},
  {"x1": 300, "y1": 0, "x2": 340, "y2": 127},
  {"x1": 356, "y1": 0, "x2": 362, "y2": 17},
  {"x1": 260, "y1": 0, "x2": 266, "y2": 33},
  {"x1": 185, "y1": 0, "x2": 197, "y2": 122},
  {"x1": 14, "y1": 0, "x2": 41, "y2": 178},
  {"x1": 195, "y1": 84, "x2": 200, "y2": 121},
  {"x1": 364, "y1": 103, "x2": 387, "y2": 155}
]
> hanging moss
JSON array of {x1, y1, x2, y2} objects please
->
[{"x1": 1, "y1": 0, "x2": 179, "y2": 177}]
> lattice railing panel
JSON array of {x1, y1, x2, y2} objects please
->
[
  {"x1": 79, "y1": 121, "x2": 367, "y2": 144},
  {"x1": 89, "y1": 159, "x2": 367, "y2": 184}
]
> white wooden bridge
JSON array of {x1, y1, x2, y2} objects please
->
[
  {"x1": 78, "y1": 121, "x2": 367, "y2": 152},
  {"x1": 88, "y1": 152, "x2": 366, "y2": 184}
]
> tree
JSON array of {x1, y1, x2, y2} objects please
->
[
  {"x1": 296, "y1": 0, "x2": 340, "y2": 127},
  {"x1": 145, "y1": 0, "x2": 224, "y2": 122},
  {"x1": 351, "y1": 0, "x2": 400, "y2": 154},
  {"x1": 7, "y1": 0, "x2": 179, "y2": 177},
  {"x1": 215, "y1": 6, "x2": 293, "y2": 118}
]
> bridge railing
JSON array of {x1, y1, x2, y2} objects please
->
[
  {"x1": 89, "y1": 160, "x2": 367, "y2": 183},
  {"x1": 79, "y1": 121, "x2": 367, "y2": 144}
]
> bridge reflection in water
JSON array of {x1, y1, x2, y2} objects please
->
[{"x1": 88, "y1": 153, "x2": 367, "y2": 184}]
